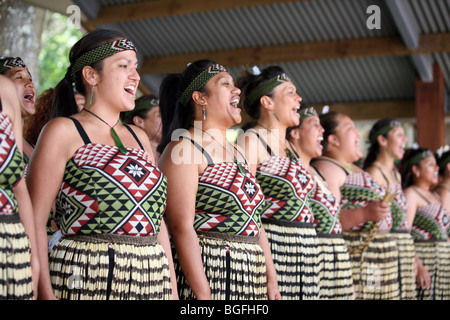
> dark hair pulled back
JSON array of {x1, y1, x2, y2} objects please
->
[
  {"x1": 157, "y1": 59, "x2": 217, "y2": 154},
  {"x1": 399, "y1": 147, "x2": 429, "y2": 189},
  {"x1": 363, "y1": 118, "x2": 397, "y2": 170},
  {"x1": 318, "y1": 111, "x2": 342, "y2": 152},
  {"x1": 237, "y1": 65, "x2": 286, "y2": 122},
  {"x1": 51, "y1": 29, "x2": 125, "y2": 119}
]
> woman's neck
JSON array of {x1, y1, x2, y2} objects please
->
[
  {"x1": 374, "y1": 150, "x2": 395, "y2": 171},
  {"x1": 413, "y1": 180, "x2": 432, "y2": 192},
  {"x1": 296, "y1": 147, "x2": 312, "y2": 171},
  {"x1": 192, "y1": 121, "x2": 228, "y2": 144},
  {"x1": 257, "y1": 112, "x2": 287, "y2": 132},
  {"x1": 323, "y1": 151, "x2": 352, "y2": 168}
]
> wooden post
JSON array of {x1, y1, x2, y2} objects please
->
[{"x1": 415, "y1": 63, "x2": 445, "y2": 152}]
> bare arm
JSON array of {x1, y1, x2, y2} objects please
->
[
  {"x1": 159, "y1": 140, "x2": 212, "y2": 299},
  {"x1": 0, "y1": 76, "x2": 39, "y2": 298},
  {"x1": 314, "y1": 159, "x2": 389, "y2": 230},
  {"x1": 258, "y1": 226, "x2": 281, "y2": 300},
  {"x1": 157, "y1": 218, "x2": 179, "y2": 299},
  {"x1": 26, "y1": 118, "x2": 76, "y2": 299}
]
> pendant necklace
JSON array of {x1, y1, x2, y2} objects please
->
[
  {"x1": 197, "y1": 127, "x2": 247, "y2": 177},
  {"x1": 83, "y1": 109, "x2": 127, "y2": 154}
]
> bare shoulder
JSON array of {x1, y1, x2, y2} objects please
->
[
  {"x1": 36, "y1": 117, "x2": 85, "y2": 156},
  {"x1": 124, "y1": 123, "x2": 153, "y2": 151},
  {"x1": 159, "y1": 136, "x2": 199, "y2": 168},
  {"x1": 366, "y1": 165, "x2": 386, "y2": 187},
  {"x1": 312, "y1": 157, "x2": 347, "y2": 181},
  {"x1": 403, "y1": 186, "x2": 419, "y2": 202}
]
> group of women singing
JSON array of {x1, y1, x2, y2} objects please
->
[{"x1": 1, "y1": 29, "x2": 449, "y2": 300}]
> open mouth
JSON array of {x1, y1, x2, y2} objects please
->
[
  {"x1": 231, "y1": 97, "x2": 240, "y2": 109},
  {"x1": 124, "y1": 85, "x2": 136, "y2": 96},
  {"x1": 317, "y1": 136, "x2": 323, "y2": 148},
  {"x1": 23, "y1": 92, "x2": 35, "y2": 103}
]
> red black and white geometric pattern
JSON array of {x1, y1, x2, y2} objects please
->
[
  {"x1": 256, "y1": 156, "x2": 316, "y2": 223},
  {"x1": 310, "y1": 176, "x2": 342, "y2": 235},
  {"x1": 340, "y1": 172, "x2": 393, "y2": 232},
  {"x1": 194, "y1": 161, "x2": 264, "y2": 237},
  {"x1": 56, "y1": 144, "x2": 167, "y2": 236},
  {"x1": 0, "y1": 111, "x2": 24, "y2": 216}
]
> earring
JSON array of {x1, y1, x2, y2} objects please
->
[
  {"x1": 416, "y1": 172, "x2": 420, "y2": 178},
  {"x1": 202, "y1": 105, "x2": 206, "y2": 120},
  {"x1": 273, "y1": 111, "x2": 280, "y2": 122},
  {"x1": 90, "y1": 85, "x2": 95, "y2": 105}
]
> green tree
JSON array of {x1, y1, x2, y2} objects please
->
[{"x1": 38, "y1": 11, "x2": 82, "y2": 92}]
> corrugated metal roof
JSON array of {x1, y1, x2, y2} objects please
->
[
  {"x1": 102, "y1": 0, "x2": 399, "y2": 58},
  {"x1": 84, "y1": 0, "x2": 449, "y2": 106}
]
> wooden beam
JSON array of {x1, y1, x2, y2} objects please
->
[
  {"x1": 140, "y1": 32, "x2": 450, "y2": 75},
  {"x1": 85, "y1": 0, "x2": 302, "y2": 28},
  {"x1": 415, "y1": 64, "x2": 445, "y2": 152}
]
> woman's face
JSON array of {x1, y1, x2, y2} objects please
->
[
  {"x1": 203, "y1": 71, "x2": 241, "y2": 127},
  {"x1": 140, "y1": 106, "x2": 162, "y2": 143},
  {"x1": 294, "y1": 115, "x2": 324, "y2": 159},
  {"x1": 74, "y1": 93, "x2": 85, "y2": 111},
  {"x1": 95, "y1": 50, "x2": 140, "y2": 112},
  {"x1": 416, "y1": 156, "x2": 439, "y2": 186},
  {"x1": 385, "y1": 126, "x2": 408, "y2": 160},
  {"x1": 333, "y1": 114, "x2": 362, "y2": 162},
  {"x1": 5, "y1": 66, "x2": 35, "y2": 117},
  {"x1": 271, "y1": 81, "x2": 302, "y2": 127}
]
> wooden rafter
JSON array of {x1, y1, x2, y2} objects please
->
[
  {"x1": 84, "y1": 0, "x2": 303, "y2": 28},
  {"x1": 139, "y1": 32, "x2": 450, "y2": 75}
]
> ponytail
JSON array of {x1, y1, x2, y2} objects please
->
[
  {"x1": 50, "y1": 75, "x2": 80, "y2": 118},
  {"x1": 158, "y1": 73, "x2": 195, "y2": 154},
  {"x1": 157, "y1": 59, "x2": 217, "y2": 154}
]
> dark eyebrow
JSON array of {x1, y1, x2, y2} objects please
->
[{"x1": 11, "y1": 68, "x2": 32, "y2": 79}]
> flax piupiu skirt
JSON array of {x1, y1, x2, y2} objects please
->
[
  {"x1": 316, "y1": 234, "x2": 354, "y2": 300},
  {"x1": 391, "y1": 231, "x2": 416, "y2": 300},
  {"x1": 173, "y1": 231, "x2": 267, "y2": 300},
  {"x1": 49, "y1": 233, "x2": 173, "y2": 300},
  {"x1": 414, "y1": 240, "x2": 450, "y2": 300},
  {"x1": 343, "y1": 230, "x2": 400, "y2": 300},
  {"x1": 263, "y1": 219, "x2": 320, "y2": 300},
  {"x1": 0, "y1": 214, "x2": 33, "y2": 300}
]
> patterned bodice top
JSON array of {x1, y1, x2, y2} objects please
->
[
  {"x1": 56, "y1": 118, "x2": 167, "y2": 236},
  {"x1": 257, "y1": 156, "x2": 316, "y2": 223},
  {"x1": 185, "y1": 137, "x2": 264, "y2": 237},
  {"x1": 309, "y1": 169, "x2": 342, "y2": 235},
  {"x1": 390, "y1": 185, "x2": 410, "y2": 231},
  {"x1": 340, "y1": 171, "x2": 393, "y2": 232},
  {"x1": 0, "y1": 103, "x2": 24, "y2": 216},
  {"x1": 412, "y1": 204, "x2": 450, "y2": 241},
  {"x1": 195, "y1": 162, "x2": 264, "y2": 237}
]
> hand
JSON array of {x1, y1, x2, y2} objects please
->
[
  {"x1": 415, "y1": 259, "x2": 431, "y2": 290},
  {"x1": 267, "y1": 279, "x2": 282, "y2": 300},
  {"x1": 365, "y1": 201, "x2": 390, "y2": 222}
]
